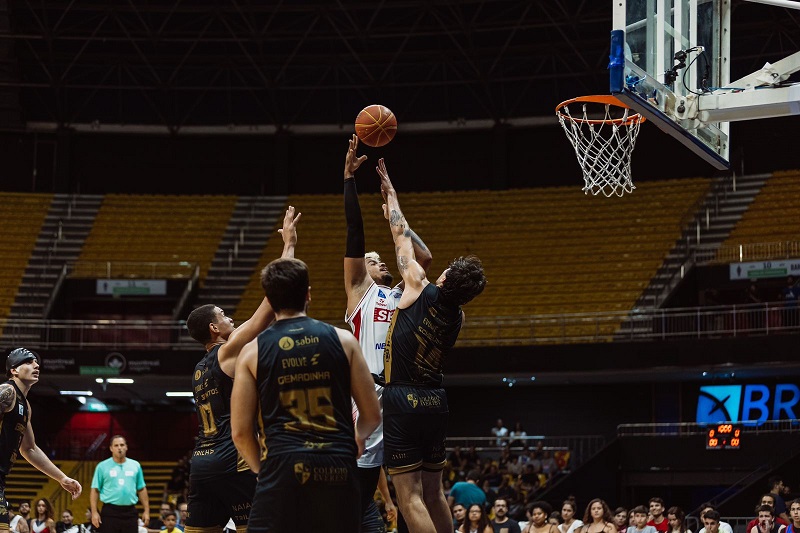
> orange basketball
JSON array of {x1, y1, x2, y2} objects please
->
[{"x1": 354, "y1": 105, "x2": 397, "y2": 147}]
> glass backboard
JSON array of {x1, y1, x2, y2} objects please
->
[{"x1": 610, "y1": 0, "x2": 731, "y2": 169}]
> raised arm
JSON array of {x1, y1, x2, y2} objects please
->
[
  {"x1": 343, "y1": 135, "x2": 374, "y2": 314},
  {"x1": 336, "y1": 328, "x2": 380, "y2": 457},
  {"x1": 376, "y1": 159, "x2": 428, "y2": 298},
  {"x1": 230, "y1": 339, "x2": 262, "y2": 473},
  {"x1": 219, "y1": 206, "x2": 301, "y2": 367}
]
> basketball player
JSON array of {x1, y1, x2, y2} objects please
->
[
  {"x1": 230, "y1": 257, "x2": 381, "y2": 533},
  {"x1": 0, "y1": 348, "x2": 82, "y2": 531},
  {"x1": 344, "y1": 134, "x2": 430, "y2": 531},
  {"x1": 377, "y1": 159, "x2": 486, "y2": 533},
  {"x1": 183, "y1": 206, "x2": 300, "y2": 533}
]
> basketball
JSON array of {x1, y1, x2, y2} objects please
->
[{"x1": 354, "y1": 104, "x2": 397, "y2": 147}]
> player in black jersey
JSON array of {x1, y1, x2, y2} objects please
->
[
  {"x1": 0, "y1": 348, "x2": 82, "y2": 531},
  {"x1": 184, "y1": 207, "x2": 300, "y2": 533},
  {"x1": 230, "y1": 257, "x2": 381, "y2": 533},
  {"x1": 377, "y1": 159, "x2": 486, "y2": 533}
]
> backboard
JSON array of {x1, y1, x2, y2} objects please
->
[{"x1": 610, "y1": 0, "x2": 731, "y2": 169}]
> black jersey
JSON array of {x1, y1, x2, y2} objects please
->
[
  {"x1": 256, "y1": 316, "x2": 356, "y2": 459},
  {"x1": 190, "y1": 346, "x2": 245, "y2": 479},
  {"x1": 0, "y1": 380, "x2": 29, "y2": 480},
  {"x1": 383, "y1": 283, "x2": 462, "y2": 387}
]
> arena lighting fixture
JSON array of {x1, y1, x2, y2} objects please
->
[
  {"x1": 106, "y1": 378, "x2": 134, "y2": 384},
  {"x1": 166, "y1": 391, "x2": 194, "y2": 397},
  {"x1": 60, "y1": 390, "x2": 93, "y2": 396},
  {"x1": 95, "y1": 378, "x2": 104, "y2": 383}
]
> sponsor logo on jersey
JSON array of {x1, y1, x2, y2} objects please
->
[
  {"x1": 294, "y1": 462, "x2": 310, "y2": 484},
  {"x1": 194, "y1": 369, "x2": 202, "y2": 381},
  {"x1": 378, "y1": 289, "x2": 386, "y2": 299},
  {"x1": 375, "y1": 342, "x2": 386, "y2": 351},
  {"x1": 295, "y1": 335, "x2": 320, "y2": 347},
  {"x1": 407, "y1": 393, "x2": 418, "y2": 408},
  {"x1": 373, "y1": 308, "x2": 394, "y2": 323},
  {"x1": 279, "y1": 337, "x2": 295, "y2": 350}
]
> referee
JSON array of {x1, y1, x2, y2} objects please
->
[{"x1": 90, "y1": 435, "x2": 150, "y2": 533}]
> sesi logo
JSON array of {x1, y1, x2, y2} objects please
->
[
  {"x1": 696, "y1": 384, "x2": 800, "y2": 425},
  {"x1": 373, "y1": 308, "x2": 394, "y2": 322}
]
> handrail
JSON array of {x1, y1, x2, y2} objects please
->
[
  {"x1": 695, "y1": 240, "x2": 800, "y2": 264},
  {"x1": 172, "y1": 264, "x2": 200, "y2": 320},
  {"x1": 618, "y1": 419, "x2": 800, "y2": 436},
  {"x1": 1, "y1": 301, "x2": 799, "y2": 348},
  {"x1": 69, "y1": 260, "x2": 197, "y2": 279},
  {"x1": 42, "y1": 264, "x2": 68, "y2": 319}
]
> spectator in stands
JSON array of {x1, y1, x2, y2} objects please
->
[
  {"x1": 162, "y1": 455, "x2": 189, "y2": 506},
  {"x1": 667, "y1": 506, "x2": 690, "y2": 533},
  {"x1": 577, "y1": 499, "x2": 615, "y2": 533},
  {"x1": 750, "y1": 505, "x2": 787, "y2": 533},
  {"x1": 31, "y1": 499, "x2": 56, "y2": 533},
  {"x1": 559, "y1": 498, "x2": 584, "y2": 533},
  {"x1": 55, "y1": 510, "x2": 78, "y2": 533},
  {"x1": 517, "y1": 464, "x2": 540, "y2": 495},
  {"x1": 482, "y1": 479, "x2": 499, "y2": 508},
  {"x1": 510, "y1": 423, "x2": 528, "y2": 448},
  {"x1": 160, "y1": 512, "x2": 181, "y2": 533},
  {"x1": 497, "y1": 475, "x2": 518, "y2": 504},
  {"x1": 499, "y1": 446, "x2": 517, "y2": 473},
  {"x1": 550, "y1": 513, "x2": 564, "y2": 527},
  {"x1": 175, "y1": 503, "x2": 187, "y2": 529},
  {"x1": 521, "y1": 501, "x2": 558, "y2": 533},
  {"x1": 460, "y1": 503, "x2": 493, "y2": 533},
  {"x1": 492, "y1": 498, "x2": 521, "y2": 533},
  {"x1": 453, "y1": 504, "x2": 468, "y2": 532},
  {"x1": 492, "y1": 419, "x2": 510, "y2": 447},
  {"x1": 449, "y1": 469, "x2": 487, "y2": 509},
  {"x1": 147, "y1": 503, "x2": 172, "y2": 533},
  {"x1": 484, "y1": 464, "x2": 503, "y2": 489},
  {"x1": 613, "y1": 508, "x2": 628, "y2": 533},
  {"x1": 648, "y1": 498, "x2": 669, "y2": 532},
  {"x1": 628, "y1": 506, "x2": 657, "y2": 533},
  {"x1": 541, "y1": 451, "x2": 558, "y2": 481},
  {"x1": 747, "y1": 494, "x2": 789, "y2": 531},
  {"x1": 11, "y1": 502, "x2": 31, "y2": 533},
  {"x1": 788, "y1": 499, "x2": 800, "y2": 533},
  {"x1": 697, "y1": 506, "x2": 732, "y2": 533},
  {"x1": 81, "y1": 509, "x2": 94, "y2": 533},
  {"x1": 770, "y1": 476, "x2": 791, "y2": 522}
]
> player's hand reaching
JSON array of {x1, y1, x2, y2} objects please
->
[
  {"x1": 376, "y1": 158, "x2": 395, "y2": 220},
  {"x1": 344, "y1": 134, "x2": 368, "y2": 180},
  {"x1": 278, "y1": 205, "x2": 301, "y2": 246}
]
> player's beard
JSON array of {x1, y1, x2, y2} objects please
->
[{"x1": 381, "y1": 272, "x2": 394, "y2": 286}]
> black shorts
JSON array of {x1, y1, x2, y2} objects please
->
[
  {"x1": 383, "y1": 385, "x2": 448, "y2": 475},
  {"x1": 185, "y1": 470, "x2": 257, "y2": 527},
  {"x1": 248, "y1": 453, "x2": 360, "y2": 533}
]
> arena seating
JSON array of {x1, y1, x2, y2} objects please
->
[
  {"x1": 723, "y1": 170, "x2": 800, "y2": 246},
  {"x1": 0, "y1": 193, "x2": 52, "y2": 329},
  {"x1": 234, "y1": 178, "x2": 710, "y2": 342},
  {"x1": 72, "y1": 194, "x2": 237, "y2": 280}
]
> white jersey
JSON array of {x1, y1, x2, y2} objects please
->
[{"x1": 345, "y1": 281, "x2": 402, "y2": 467}]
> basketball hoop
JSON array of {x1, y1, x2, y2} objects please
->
[{"x1": 556, "y1": 95, "x2": 645, "y2": 197}]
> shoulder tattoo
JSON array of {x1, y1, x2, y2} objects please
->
[{"x1": 0, "y1": 384, "x2": 16, "y2": 413}]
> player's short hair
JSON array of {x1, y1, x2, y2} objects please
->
[
  {"x1": 186, "y1": 304, "x2": 218, "y2": 345},
  {"x1": 632, "y1": 506, "x2": 648, "y2": 515},
  {"x1": 440, "y1": 255, "x2": 486, "y2": 306},
  {"x1": 261, "y1": 258, "x2": 309, "y2": 312}
]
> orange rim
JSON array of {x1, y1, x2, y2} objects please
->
[{"x1": 555, "y1": 95, "x2": 646, "y2": 126}]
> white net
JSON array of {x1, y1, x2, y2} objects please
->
[{"x1": 556, "y1": 99, "x2": 643, "y2": 197}]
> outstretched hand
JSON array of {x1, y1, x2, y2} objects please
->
[
  {"x1": 278, "y1": 205, "x2": 301, "y2": 246},
  {"x1": 61, "y1": 477, "x2": 82, "y2": 499},
  {"x1": 376, "y1": 158, "x2": 394, "y2": 220},
  {"x1": 344, "y1": 134, "x2": 368, "y2": 180}
]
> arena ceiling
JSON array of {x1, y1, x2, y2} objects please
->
[{"x1": 1, "y1": 0, "x2": 798, "y2": 132}]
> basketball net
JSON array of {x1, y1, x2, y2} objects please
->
[{"x1": 556, "y1": 96, "x2": 644, "y2": 197}]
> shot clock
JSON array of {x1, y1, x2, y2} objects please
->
[{"x1": 706, "y1": 424, "x2": 741, "y2": 450}]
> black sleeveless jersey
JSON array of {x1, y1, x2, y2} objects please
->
[
  {"x1": 256, "y1": 316, "x2": 356, "y2": 459},
  {"x1": 383, "y1": 283, "x2": 462, "y2": 387},
  {"x1": 190, "y1": 345, "x2": 246, "y2": 479},
  {"x1": 0, "y1": 380, "x2": 29, "y2": 480}
]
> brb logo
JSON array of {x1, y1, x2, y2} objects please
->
[{"x1": 696, "y1": 384, "x2": 800, "y2": 425}]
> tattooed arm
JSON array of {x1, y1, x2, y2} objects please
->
[
  {"x1": 0, "y1": 383, "x2": 16, "y2": 414},
  {"x1": 376, "y1": 158, "x2": 428, "y2": 302}
]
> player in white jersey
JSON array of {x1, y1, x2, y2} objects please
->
[{"x1": 343, "y1": 135, "x2": 432, "y2": 533}]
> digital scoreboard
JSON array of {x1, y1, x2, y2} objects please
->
[{"x1": 706, "y1": 424, "x2": 741, "y2": 450}]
